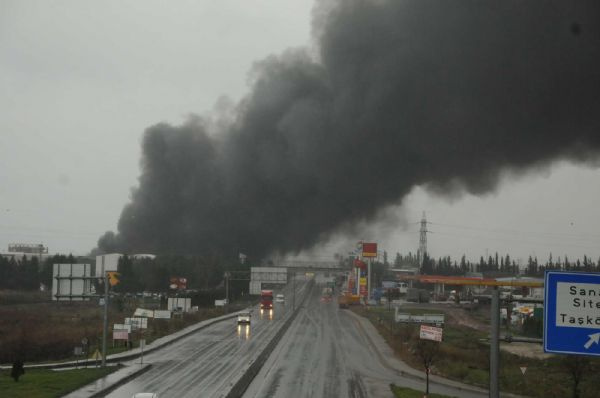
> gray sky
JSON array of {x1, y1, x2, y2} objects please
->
[{"x1": 1, "y1": 1, "x2": 599, "y2": 263}]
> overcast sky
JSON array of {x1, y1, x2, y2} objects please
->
[{"x1": 1, "y1": 1, "x2": 599, "y2": 263}]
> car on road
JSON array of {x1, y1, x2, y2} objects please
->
[
  {"x1": 275, "y1": 294, "x2": 285, "y2": 303},
  {"x1": 132, "y1": 393, "x2": 158, "y2": 398},
  {"x1": 237, "y1": 312, "x2": 251, "y2": 324}
]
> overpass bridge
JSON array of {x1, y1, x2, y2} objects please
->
[{"x1": 276, "y1": 260, "x2": 347, "y2": 274}]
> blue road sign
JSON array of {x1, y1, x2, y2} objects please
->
[{"x1": 544, "y1": 271, "x2": 600, "y2": 356}]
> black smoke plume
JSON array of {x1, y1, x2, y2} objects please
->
[{"x1": 98, "y1": 0, "x2": 600, "y2": 258}]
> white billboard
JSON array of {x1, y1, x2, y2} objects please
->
[
  {"x1": 95, "y1": 253, "x2": 122, "y2": 278},
  {"x1": 133, "y1": 308, "x2": 154, "y2": 318},
  {"x1": 113, "y1": 323, "x2": 132, "y2": 332},
  {"x1": 154, "y1": 310, "x2": 171, "y2": 319},
  {"x1": 250, "y1": 267, "x2": 287, "y2": 295},
  {"x1": 167, "y1": 297, "x2": 192, "y2": 312},
  {"x1": 214, "y1": 299, "x2": 227, "y2": 307},
  {"x1": 395, "y1": 311, "x2": 445, "y2": 325},
  {"x1": 125, "y1": 317, "x2": 148, "y2": 330},
  {"x1": 52, "y1": 264, "x2": 92, "y2": 301}
]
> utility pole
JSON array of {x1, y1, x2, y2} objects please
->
[
  {"x1": 418, "y1": 211, "x2": 428, "y2": 267},
  {"x1": 367, "y1": 258, "x2": 372, "y2": 301},
  {"x1": 490, "y1": 286, "x2": 500, "y2": 398},
  {"x1": 102, "y1": 272, "x2": 108, "y2": 367},
  {"x1": 292, "y1": 272, "x2": 296, "y2": 311},
  {"x1": 224, "y1": 272, "x2": 230, "y2": 314}
]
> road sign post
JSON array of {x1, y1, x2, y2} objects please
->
[
  {"x1": 102, "y1": 272, "x2": 108, "y2": 367},
  {"x1": 224, "y1": 272, "x2": 230, "y2": 314},
  {"x1": 490, "y1": 287, "x2": 500, "y2": 398},
  {"x1": 544, "y1": 271, "x2": 600, "y2": 356}
]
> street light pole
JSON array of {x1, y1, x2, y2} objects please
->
[
  {"x1": 292, "y1": 272, "x2": 296, "y2": 311},
  {"x1": 224, "y1": 272, "x2": 230, "y2": 314},
  {"x1": 367, "y1": 258, "x2": 372, "y2": 301},
  {"x1": 102, "y1": 272, "x2": 108, "y2": 367}
]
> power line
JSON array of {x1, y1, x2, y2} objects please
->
[
  {"x1": 429, "y1": 221, "x2": 600, "y2": 242},
  {"x1": 431, "y1": 230, "x2": 600, "y2": 253}
]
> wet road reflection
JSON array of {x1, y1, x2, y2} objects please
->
[
  {"x1": 259, "y1": 308, "x2": 273, "y2": 320},
  {"x1": 237, "y1": 323, "x2": 251, "y2": 340}
]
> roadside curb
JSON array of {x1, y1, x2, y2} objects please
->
[
  {"x1": 346, "y1": 309, "x2": 525, "y2": 398},
  {"x1": 88, "y1": 363, "x2": 152, "y2": 398},
  {"x1": 1, "y1": 312, "x2": 241, "y2": 371}
]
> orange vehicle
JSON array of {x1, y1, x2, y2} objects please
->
[{"x1": 338, "y1": 293, "x2": 360, "y2": 308}]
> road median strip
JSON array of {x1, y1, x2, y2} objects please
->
[{"x1": 225, "y1": 281, "x2": 314, "y2": 398}]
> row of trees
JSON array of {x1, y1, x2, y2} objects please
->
[
  {"x1": 390, "y1": 251, "x2": 600, "y2": 277},
  {"x1": 113, "y1": 254, "x2": 249, "y2": 294},
  {"x1": 0, "y1": 254, "x2": 77, "y2": 291},
  {"x1": 4, "y1": 248, "x2": 600, "y2": 293},
  {"x1": 0, "y1": 253, "x2": 249, "y2": 295}
]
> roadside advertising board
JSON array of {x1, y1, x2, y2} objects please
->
[
  {"x1": 420, "y1": 325, "x2": 443, "y2": 342},
  {"x1": 113, "y1": 330, "x2": 129, "y2": 340},
  {"x1": 169, "y1": 276, "x2": 187, "y2": 290},
  {"x1": 167, "y1": 297, "x2": 192, "y2": 312},
  {"x1": 544, "y1": 271, "x2": 600, "y2": 356},
  {"x1": 133, "y1": 308, "x2": 154, "y2": 318},
  {"x1": 396, "y1": 311, "x2": 445, "y2": 325},
  {"x1": 153, "y1": 310, "x2": 172, "y2": 319},
  {"x1": 113, "y1": 323, "x2": 132, "y2": 333},
  {"x1": 362, "y1": 242, "x2": 378, "y2": 258},
  {"x1": 125, "y1": 317, "x2": 148, "y2": 330},
  {"x1": 359, "y1": 277, "x2": 368, "y2": 297}
]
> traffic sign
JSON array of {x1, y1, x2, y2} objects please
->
[
  {"x1": 544, "y1": 271, "x2": 600, "y2": 356},
  {"x1": 90, "y1": 349, "x2": 103, "y2": 360},
  {"x1": 419, "y1": 325, "x2": 443, "y2": 342}
]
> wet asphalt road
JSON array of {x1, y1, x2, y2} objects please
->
[
  {"x1": 105, "y1": 280, "x2": 490, "y2": 398},
  {"x1": 243, "y1": 286, "x2": 489, "y2": 398},
  {"x1": 105, "y1": 283, "x2": 306, "y2": 398}
]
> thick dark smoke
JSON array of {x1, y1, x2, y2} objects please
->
[{"x1": 98, "y1": 0, "x2": 600, "y2": 258}]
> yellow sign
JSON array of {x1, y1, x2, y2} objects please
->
[
  {"x1": 359, "y1": 277, "x2": 367, "y2": 286},
  {"x1": 107, "y1": 271, "x2": 120, "y2": 286},
  {"x1": 90, "y1": 349, "x2": 103, "y2": 360}
]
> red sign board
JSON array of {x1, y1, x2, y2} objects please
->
[
  {"x1": 169, "y1": 277, "x2": 187, "y2": 290},
  {"x1": 348, "y1": 274, "x2": 355, "y2": 293},
  {"x1": 113, "y1": 330, "x2": 129, "y2": 340},
  {"x1": 362, "y1": 242, "x2": 378, "y2": 258},
  {"x1": 420, "y1": 325, "x2": 443, "y2": 342},
  {"x1": 353, "y1": 258, "x2": 367, "y2": 269}
]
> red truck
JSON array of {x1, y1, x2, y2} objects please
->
[{"x1": 260, "y1": 290, "x2": 273, "y2": 310}]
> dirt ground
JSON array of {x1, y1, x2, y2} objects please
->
[
  {"x1": 499, "y1": 342, "x2": 553, "y2": 360},
  {"x1": 401, "y1": 302, "x2": 548, "y2": 359}
]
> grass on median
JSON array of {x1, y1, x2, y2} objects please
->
[
  {"x1": 0, "y1": 366, "x2": 117, "y2": 398},
  {"x1": 390, "y1": 384, "x2": 455, "y2": 398}
]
